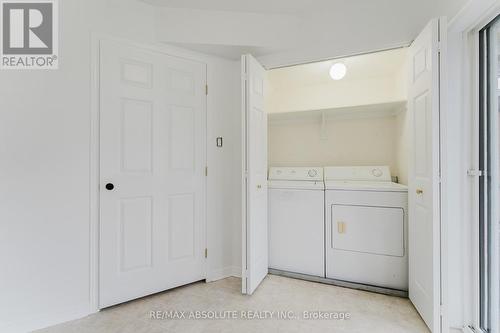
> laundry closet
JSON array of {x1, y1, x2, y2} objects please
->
[
  {"x1": 242, "y1": 18, "x2": 443, "y2": 332},
  {"x1": 266, "y1": 48, "x2": 410, "y2": 294}
]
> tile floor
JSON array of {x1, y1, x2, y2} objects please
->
[{"x1": 36, "y1": 275, "x2": 429, "y2": 333}]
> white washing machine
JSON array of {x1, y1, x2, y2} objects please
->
[
  {"x1": 324, "y1": 166, "x2": 408, "y2": 290},
  {"x1": 268, "y1": 167, "x2": 325, "y2": 277}
]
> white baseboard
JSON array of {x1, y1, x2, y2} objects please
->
[
  {"x1": 230, "y1": 266, "x2": 241, "y2": 278},
  {"x1": 1, "y1": 303, "x2": 94, "y2": 333},
  {"x1": 206, "y1": 266, "x2": 241, "y2": 282}
]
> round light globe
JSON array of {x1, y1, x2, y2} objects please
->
[{"x1": 329, "y1": 63, "x2": 347, "y2": 80}]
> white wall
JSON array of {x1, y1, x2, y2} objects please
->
[
  {"x1": 0, "y1": 1, "x2": 153, "y2": 331},
  {"x1": 0, "y1": 1, "x2": 239, "y2": 332},
  {"x1": 396, "y1": 108, "x2": 410, "y2": 185},
  {"x1": 268, "y1": 110, "x2": 409, "y2": 183},
  {"x1": 232, "y1": 64, "x2": 243, "y2": 278},
  {"x1": 206, "y1": 60, "x2": 241, "y2": 281},
  {"x1": 267, "y1": 77, "x2": 407, "y2": 114}
]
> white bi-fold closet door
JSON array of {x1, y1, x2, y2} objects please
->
[
  {"x1": 99, "y1": 40, "x2": 207, "y2": 308},
  {"x1": 407, "y1": 18, "x2": 445, "y2": 333},
  {"x1": 241, "y1": 54, "x2": 268, "y2": 295},
  {"x1": 242, "y1": 18, "x2": 445, "y2": 333}
]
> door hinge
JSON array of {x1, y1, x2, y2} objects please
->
[
  {"x1": 204, "y1": 248, "x2": 208, "y2": 258},
  {"x1": 205, "y1": 166, "x2": 208, "y2": 177},
  {"x1": 205, "y1": 84, "x2": 208, "y2": 95},
  {"x1": 467, "y1": 169, "x2": 484, "y2": 177}
]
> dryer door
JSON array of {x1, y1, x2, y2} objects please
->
[
  {"x1": 331, "y1": 204, "x2": 404, "y2": 257},
  {"x1": 325, "y1": 190, "x2": 408, "y2": 290}
]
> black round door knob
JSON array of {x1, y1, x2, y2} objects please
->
[{"x1": 105, "y1": 183, "x2": 114, "y2": 191}]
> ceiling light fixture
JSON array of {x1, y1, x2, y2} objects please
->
[{"x1": 329, "y1": 63, "x2": 347, "y2": 80}]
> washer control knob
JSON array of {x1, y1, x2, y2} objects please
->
[
  {"x1": 372, "y1": 168, "x2": 383, "y2": 177},
  {"x1": 308, "y1": 169, "x2": 318, "y2": 177}
]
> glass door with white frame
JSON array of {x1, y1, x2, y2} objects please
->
[{"x1": 478, "y1": 15, "x2": 500, "y2": 333}]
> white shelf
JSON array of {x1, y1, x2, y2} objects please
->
[{"x1": 268, "y1": 101, "x2": 407, "y2": 124}]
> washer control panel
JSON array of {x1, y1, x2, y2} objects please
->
[{"x1": 269, "y1": 167, "x2": 323, "y2": 181}]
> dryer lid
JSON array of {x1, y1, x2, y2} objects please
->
[
  {"x1": 268, "y1": 167, "x2": 323, "y2": 181},
  {"x1": 324, "y1": 166, "x2": 391, "y2": 182}
]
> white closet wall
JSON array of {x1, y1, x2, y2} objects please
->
[
  {"x1": 266, "y1": 49, "x2": 408, "y2": 114},
  {"x1": 396, "y1": 108, "x2": 410, "y2": 185},
  {"x1": 268, "y1": 106, "x2": 409, "y2": 184}
]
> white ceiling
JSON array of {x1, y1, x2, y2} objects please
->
[
  {"x1": 142, "y1": 0, "x2": 463, "y2": 16},
  {"x1": 167, "y1": 43, "x2": 278, "y2": 60},
  {"x1": 141, "y1": 0, "x2": 469, "y2": 66},
  {"x1": 142, "y1": 0, "x2": 334, "y2": 14}
]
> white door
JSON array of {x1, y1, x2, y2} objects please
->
[
  {"x1": 241, "y1": 54, "x2": 268, "y2": 295},
  {"x1": 99, "y1": 40, "x2": 206, "y2": 308},
  {"x1": 408, "y1": 18, "x2": 445, "y2": 332}
]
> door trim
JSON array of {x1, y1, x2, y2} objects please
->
[
  {"x1": 90, "y1": 33, "x2": 208, "y2": 312},
  {"x1": 438, "y1": 17, "x2": 447, "y2": 333},
  {"x1": 263, "y1": 44, "x2": 410, "y2": 70},
  {"x1": 240, "y1": 55, "x2": 247, "y2": 294}
]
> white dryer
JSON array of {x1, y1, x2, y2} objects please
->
[
  {"x1": 324, "y1": 166, "x2": 408, "y2": 290},
  {"x1": 268, "y1": 167, "x2": 324, "y2": 277}
]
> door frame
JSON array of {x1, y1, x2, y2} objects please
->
[
  {"x1": 240, "y1": 56, "x2": 248, "y2": 294},
  {"x1": 89, "y1": 34, "x2": 209, "y2": 312}
]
